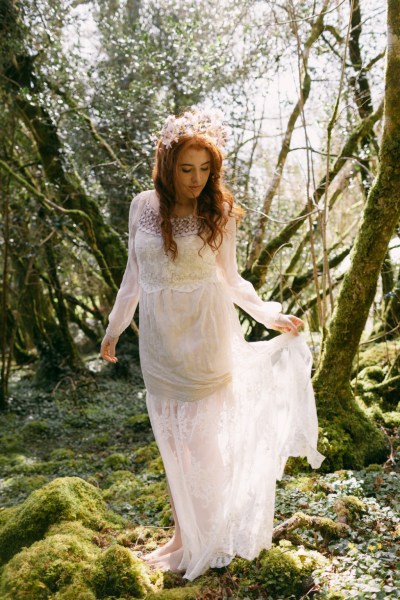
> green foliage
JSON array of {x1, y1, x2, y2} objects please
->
[{"x1": 0, "y1": 370, "x2": 398, "y2": 599}]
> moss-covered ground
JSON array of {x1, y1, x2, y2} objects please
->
[{"x1": 0, "y1": 348, "x2": 399, "y2": 599}]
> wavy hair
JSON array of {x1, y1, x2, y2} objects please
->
[{"x1": 152, "y1": 133, "x2": 242, "y2": 259}]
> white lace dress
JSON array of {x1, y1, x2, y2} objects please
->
[{"x1": 106, "y1": 189, "x2": 325, "y2": 581}]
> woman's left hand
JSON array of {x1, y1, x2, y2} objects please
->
[{"x1": 271, "y1": 314, "x2": 304, "y2": 335}]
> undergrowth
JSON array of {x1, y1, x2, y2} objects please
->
[{"x1": 0, "y1": 352, "x2": 399, "y2": 599}]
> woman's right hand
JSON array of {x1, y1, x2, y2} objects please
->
[{"x1": 100, "y1": 335, "x2": 119, "y2": 363}]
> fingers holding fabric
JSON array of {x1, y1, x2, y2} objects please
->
[{"x1": 272, "y1": 314, "x2": 304, "y2": 336}]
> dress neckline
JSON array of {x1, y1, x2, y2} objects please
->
[{"x1": 146, "y1": 200, "x2": 197, "y2": 221}]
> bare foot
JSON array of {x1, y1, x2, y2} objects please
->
[
  {"x1": 145, "y1": 547, "x2": 185, "y2": 574},
  {"x1": 142, "y1": 535, "x2": 182, "y2": 563}
]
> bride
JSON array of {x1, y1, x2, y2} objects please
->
[{"x1": 100, "y1": 108, "x2": 325, "y2": 581}]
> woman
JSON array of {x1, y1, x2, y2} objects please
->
[{"x1": 100, "y1": 108, "x2": 325, "y2": 581}]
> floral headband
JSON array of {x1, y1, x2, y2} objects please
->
[{"x1": 159, "y1": 108, "x2": 229, "y2": 150}]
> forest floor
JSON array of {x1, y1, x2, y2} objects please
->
[{"x1": 0, "y1": 354, "x2": 399, "y2": 600}]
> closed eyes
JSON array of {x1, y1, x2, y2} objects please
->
[{"x1": 182, "y1": 167, "x2": 210, "y2": 173}]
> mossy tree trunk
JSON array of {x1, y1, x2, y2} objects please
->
[
  {"x1": 0, "y1": 1, "x2": 128, "y2": 291},
  {"x1": 313, "y1": 0, "x2": 400, "y2": 470}
]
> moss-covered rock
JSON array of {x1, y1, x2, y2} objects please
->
[
  {"x1": 0, "y1": 521, "x2": 99, "y2": 599},
  {"x1": 229, "y1": 541, "x2": 329, "y2": 598},
  {"x1": 0, "y1": 476, "x2": 117, "y2": 565},
  {"x1": 54, "y1": 581, "x2": 96, "y2": 599},
  {"x1": 357, "y1": 365, "x2": 386, "y2": 383},
  {"x1": 333, "y1": 495, "x2": 367, "y2": 524},
  {"x1": 316, "y1": 402, "x2": 388, "y2": 471},
  {"x1": 381, "y1": 410, "x2": 400, "y2": 427},
  {"x1": 91, "y1": 544, "x2": 162, "y2": 598},
  {"x1": 352, "y1": 341, "x2": 398, "y2": 375}
]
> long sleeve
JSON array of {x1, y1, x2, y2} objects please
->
[
  {"x1": 216, "y1": 207, "x2": 282, "y2": 329},
  {"x1": 105, "y1": 192, "x2": 146, "y2": 338}
]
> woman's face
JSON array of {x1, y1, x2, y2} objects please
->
[{"x1": 175, "y1": 146, "x2": 211, "y2": 202}]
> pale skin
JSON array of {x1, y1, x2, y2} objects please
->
[{"x1": 100, "y1": 146, "x2": 304, "y2": 567}]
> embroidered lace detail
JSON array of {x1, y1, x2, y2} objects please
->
[
  {"x1": 137, "y1": 201, "x2": 199, "y2": 237},
  {"x1": 135, "y1": 230, "x2": 218, "y2": 293}
]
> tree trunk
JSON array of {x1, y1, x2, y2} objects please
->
[
  {"x1": 313, "y1": 0, "x2": 400, "y2": 470},
  {"x1": 0, "y1": 0, "x2": 128, "y2": 291}
]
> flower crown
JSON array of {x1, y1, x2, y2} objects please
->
[{"x1": 159, "y1": 108, "x2": 228, "y2": 150}]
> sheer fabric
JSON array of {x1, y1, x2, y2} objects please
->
[{"x1": 106, "y1": 189, "x2": 325, "y2": 581}]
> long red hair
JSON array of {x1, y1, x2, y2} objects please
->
[{"x1": 152, "y1": 134, "x2": 241, "y2": 259}]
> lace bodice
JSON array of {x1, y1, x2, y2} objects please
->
[
  {"x1": 138, "y1": 202, "x2": 200, "y2": 237},
  {"x1": 105, "y1": 190, "x2": 282, "y2": 338},
  {"x1": 136, "y1": 227, "x2": 218, "y2": 293}
]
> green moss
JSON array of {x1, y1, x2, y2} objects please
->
[
  {"x1": 145, "y1": 587, "x2": 201, "y2": 599},
  {"x1": 104, "y1": 452, "x2": 131, "y2": 469},
  {"x1": 282, "y1": 511, "x2": 348, "y2": 543},
  {"x1": 317, "y1": 402, "x2": 388, "y2": 471},
  {"x1": 365, "y1": 463, "x2": 383, "y2": 472},
  {"x1": 361, "y1": 390, "x2": 382, "y2": 406},
  {"x1": 229, "y1": 542, "x2": 329, "y2": 598},
  {"x1": 281, "y1": 455, "x2": 312, "y2": 476},
  {"x1": 91, "y1": 544, "x2": 162, "y2": 598},
  {"x1": 104, "y1": 469, "x2": 137, "y2": 487},
  {"x1": 54, "y1": 580, "x2": 96, "y2": 599},
  {"x1": 0, "y1": 521, "x2": 99, "y2": 599},
  {"x1": 333, "y1": 495, "x2": 366, "y2": 524},
  {"x1": 381, "y1": 410, "x2": 400, "y2": 427},
  {"x1": 281, "y1": 475, "x2": 319, "y2": 494},
  {"x1": 133, "y1": 442, "x2": 160, "y2": 469},
  {"x1": 125, "y1": 413, "x2": 151, "y2": 432},
  {"x1": 357, "y1": 366, "x2": 386, "y2": 383},
  {"x1": 0, "y1": 452, "x2": 26, "y2": 471},
  {"x1": 2, "y1": 474, "x2": 49, "y2": 498},
  {"x1": 22, "y1": 419, "x2": 51, "y2": 439},
  {"x1": 352, "y1": 341, "x2": 398, "y2": 376},
  {"x1": 50, "y1": 448, "x2": 75, "y2": 461},
  {"x1": 0, "y1": 507, "x2": 16, "y2": 529},
  {"x1": 91, "y1": 432, "x2": 110, "y2": 446},
  {"x1": 0, "y1": 433, "x2": 24, "y2": 453},
  {"x1": 0, "y1": 476, "x2": 116, "y2": 565}
]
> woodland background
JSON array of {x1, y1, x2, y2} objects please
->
[{"x1": 0, "y1": 0, "x2": 399, "y2": 598}]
